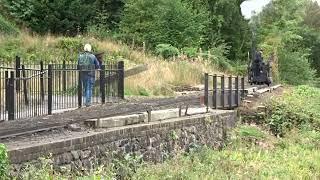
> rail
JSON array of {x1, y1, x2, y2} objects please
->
[{"x1": 0, "y1": 56, "x2": 125, "y2": 121}]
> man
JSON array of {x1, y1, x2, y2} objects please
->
[{"x1": 78, "y1": 44, "x2": 100, "y2": 107}]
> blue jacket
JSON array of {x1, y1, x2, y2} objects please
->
[{"x1": 78, "y1": 52, "x2": 100, "y2": 76}]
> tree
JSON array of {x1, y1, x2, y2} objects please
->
[
  {"x1": 182, "y1": 0, "x2": 251, "y2": 61},
  {"x1": 255, "y1": 0, "x2": 317, "y2": 84},
  {"x1": 93, "y1": 0, "x2": 126, "y2": 30},
  {"x1": 2, "y1": 0, "x2": 95, "y2": 35},
  {"x1": 119, "y1": 0, "x2": 208, "y2": 49}
]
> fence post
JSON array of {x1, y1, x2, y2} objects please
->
[
  {"x1": 78, "y1": 65, "x2": 82, "y2": 108},
  {"x1": 221, "y1": 75, "x2": 225, "y2": 109},
  {"x1": 204, "y1": 73, "x2": 209, "y2": 109},
  {"x1": 48, "y1": 65, "x2": 53, "y2": 115},
  {"x1": 62, "y1": 60, "x2": 66, "y2": 91},
  {"x1": 100, "y1": 65, "x2": 106, "y2": 104},
  {"x1": 22, "y1": 65, "x2": 29, "y2": 106},
  {"x1": 118, "y1": 61, "x2": 124, "y2": 99},
  {"x1": 241, "y1": 77, "x2": 245, "y2": 98},
  {"x1": 8, "y1": 72, "x2": 15, "y2": 120},
  {"x1": 228, "y1": 76, "x2": 232, "y2": 109},
  {"x1": 5, "y1": 71, "x2": 8, "y2": 112},
  {"x1": 213, "y1": 75, "x2": 218, "y2": 109},
  {"x1": 40, "y1": 61, "x2": 45, "y2": 101},
  {"x1": 235, "y1": 76, "x2": 239, "y2": 107},
  {"x1": 15, "y1": 56, "x2": 21, "y2": 91}
]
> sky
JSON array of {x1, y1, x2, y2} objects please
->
[
  {"x1": 240, "y1": 0, "x2": 271, "y2": 19},
  {"x1": 241, "y1": 0, "x2": 320, "y2": 19}
]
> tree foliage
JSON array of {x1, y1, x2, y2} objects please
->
[
  {"x1": 2, "y1": 0, "x2": 95, "y2": 35},
  {"x1": 1, "y1": 0, "x2": 251, "y2": 62},
  {"x1": 254, "y1": 0, "x2": 318, "y2": 84},
  {"x1": 119, "y1": 0, "x2": 208, "y2": 49}
]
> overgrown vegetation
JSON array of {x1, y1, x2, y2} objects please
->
[
  {"x1": 0, "y1": 0, "x2": 250, "y2": 63},
  {"x1": 265, "y1": 85, "x2": 320, "y2": 136},
  {"x1": 254, "y1": 0, "x2": 320, "y2": 84},
  {"x1": 0, "y1": 144, "x2": 8, "y2": 178},
  {"x1": 0, "y1": 15, "x2": 19, "y2": 35}
]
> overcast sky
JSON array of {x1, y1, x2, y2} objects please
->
[
  {"x1": 241, "y1": 0, "x2": 271, "y2": 19},
  {"x1": 241, "y1": 0, "x2": 320, "y2": 19}
]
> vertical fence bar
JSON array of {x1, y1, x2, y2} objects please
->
[
  {"x1": 62, "y1": 60, "x2": 66, "y2": 92},
  {"x1": 40, "y1": 61, "x2": 45, "y2": 101},
  {"x1": 118, "y1": 61, "x2": 124, "y2": 99},
  {"x1": 100, "y1": 65, "x2": 106, "y2": 104},
  {"x1": 235, "y1": 76, "x2": 239, "y2": 107},
  {"x1": 241, "y1": 77, "x2": 245, "y2": 98},
  {"x1": 213, "y1": 75, "x2": 218, "y2": 109},
  {"x1": 221, "y1": 75, "x2": 225, "y2": 109},
  {"x1": 78, "y1": 65, "x2": 82, "y2": 108},
  {"x1": 8, "y1": 71, "x2": 15, "y2": 120},
  {"x1": 22, "y1": 65, "x2": 29, "y2": 106},
  {"x1": 15, "y1": 56, "x2": 21, "y2": 91},
  {"x1": 48, "y1": 65, "x2": 53, "y2": 115},
  {"x1": 5, "y1": 71, "x2": 8, "y2": 112},
  {"x1": 228, "y1": 76, "x2": 232, "y2": 109},
  {"x1": 204, "y1": 73, "x2": 209, "y2": 109}
]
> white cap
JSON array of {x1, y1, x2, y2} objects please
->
[{"x1": 84, "y1": 44, "x2": 92, "y2": 52}]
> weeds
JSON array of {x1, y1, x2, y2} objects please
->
[{"x1": 0, "y1": 144, "x2": 8, "y2": 178}]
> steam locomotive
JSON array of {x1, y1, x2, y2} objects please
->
[{"x1": 247, "y1": 50, "x2": 272, "y2": 86}]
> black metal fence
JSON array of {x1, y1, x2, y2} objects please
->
[
  {"x1": 204, "y1": 73, "x2": 245, "y2": 110},
  {"x1": 0, "y1": 56, "x2": 124, "y2": 121}
]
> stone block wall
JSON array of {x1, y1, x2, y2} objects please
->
[{"x1": 9, "y1": 111, "x2": 237, "y2": 173}]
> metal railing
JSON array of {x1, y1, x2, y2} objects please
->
[
  {"x1": 204, "y1": 73, "x2": 245, "y2": 110},
  {"x1": 0, "y1": 56, "x2": 124, "y2": 121}
]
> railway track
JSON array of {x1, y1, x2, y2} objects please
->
[
  {"x1": 0, "y1": 94, "x2": 201, "y2": 140},
  {"x1": 0, "y1": 84, "x2": 279, "y2": 140}
]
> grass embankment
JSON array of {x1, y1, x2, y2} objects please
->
[{"x1": 0, "y1": 33, "x2": 221, "y2": 97}]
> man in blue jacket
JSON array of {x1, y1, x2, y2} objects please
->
[{"x1": 78, "y1": 44, "x2": 100, "y2": 107}]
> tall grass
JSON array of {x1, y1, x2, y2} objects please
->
[
  {"x1": 0, "y1": 32, "x2": 221, "y2": 96},
  {"x1": 133, "y1": 126, "x2": 320, "y2": 179}
]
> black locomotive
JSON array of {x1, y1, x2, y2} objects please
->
[{"x1": 247, "y1": 50, "x2": 272, "y2": 86}]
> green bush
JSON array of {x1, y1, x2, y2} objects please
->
[
  {"x1": 278, "y1": 49, "x2": 316, "y2": 85},
  {"x1": 0, "y1": 144, "x2": 8, "y2": 178},
  {"x1": 182, "y1": 47, "x2": 198, "y2": 58},
  {"x1": 56, "y1": 37, "x2": 83, "y2": 51},
  {"x1": 155, "y1": 44, "x2": 179, "y2": 59},
  {"x1": 0, "y1": 15, "x2": 19, "y2": 35},
  {"x1": 265, "y1": 85, "x2": 320, "y2": 136},
  {"x1": 0, "y1": 38, "x2": 23, "y2": 61}
]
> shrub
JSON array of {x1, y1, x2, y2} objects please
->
[
  {"x1": 0, "y1": 144, "x2": 8, "y2": 178},
  {"x1": 182, "y1": 47, "x2": 198, "y2": 58},
  {"x1": 56, "y1": 37, "x2": 83, "y2": 51},
  {"x1": 265, "y1": 86, "x2": 320, "y2": 136},
  {"x1": 278, "y1": 49, "x2": 316, "y2": 85},
  {"x1": 155, "y1": 44, "x2": 179, "y2": 59}
]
